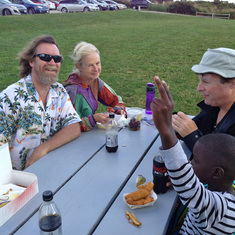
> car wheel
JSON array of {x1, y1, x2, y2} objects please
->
[
  {"x1": 83, "y1": 7, "x2": 90, "y2": 12},
  {"x1": 28, "y1": 8, "x2": 35, "y2": 14},
  {"x1": 98, "y1": 6, "x2": 102, "y2": 11},
  {"x1": 132, "y1": 5, "x2": 137, "y2": 10},
  {"x1": 61, "y1": 7, "x2": 68, "y2": 13},
  {"x1": 3, "y1": 9, "x2": 12, "y2": 15}
]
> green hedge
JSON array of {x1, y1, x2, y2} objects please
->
[
  {"x1": 167, "y1": 2, "x2": 196, "y2": 15},
  {"x1": 144, "y1": 1, "x2": 235, "y2": 19},
  {"x1": 148, "y1": 3, "x2": 168, "y2": 12}
]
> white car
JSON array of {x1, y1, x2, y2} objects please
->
[
  {"x1": 105, "y1": 0, "x2": 126, "y2": 9},
  {"x1": 84, "y1": 0, "x2": 102, "y2": 10},
  {"x1": 43, "y1": 0, "x2": 55, "y2": 9},
  {"x1": 0, "y1": 0, "x2": 21, "y2": 15},
  {"x1": 57, "y1": 0, "x2": 99, "y2": 12}
]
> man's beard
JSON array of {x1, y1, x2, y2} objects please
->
[{"x1": 38, "y1": 65, "x2": 59, "y2": 85}]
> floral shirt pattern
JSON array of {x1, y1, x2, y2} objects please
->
[{"x1": 0, "y1": 75, "x2": 81, "y2": 170}]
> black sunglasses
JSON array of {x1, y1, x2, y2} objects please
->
[{"x1": 34, "y1": 53, "x2": 62, "y2": 63}]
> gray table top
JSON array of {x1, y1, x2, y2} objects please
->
[
  {"x1": 0, "y1": 114, "x2": 181, "y2": 235},
  {"x1": 93, "y1": 137, "x2": 178, "y2": 235},
  {"x1": 0, "y1": 127, "x2": 107, "y2": 234}
]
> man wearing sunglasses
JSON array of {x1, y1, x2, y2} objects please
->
[{"x1": 0, "y1": 35, "x2": 81, "y2": 170}]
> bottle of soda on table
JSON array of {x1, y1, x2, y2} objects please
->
[
  {"x1": 106, "y1": 113, "x2": 118, "y2": 153},
  {"x1": 39, "y1": 190, "x2": 62, "y2": 235},
  {"x1": 153, "y1": 152, "x2": 169, "y2": 194}
]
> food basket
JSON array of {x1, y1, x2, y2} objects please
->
[{"x1": 123, "y1": 190, "x2": 158, "y2": 210}]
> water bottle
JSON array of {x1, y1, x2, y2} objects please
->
[
  {"x1": 39, "y1": 190, "x2": 62, "y2": 235},
  {"x1": 153, "y1": 152, "x2": 168, "y2": 194},
  {"x1": 145, "y1": 83, "x2": 155, "y2": 114},
  {"x1": 106, "y1": 113, "x2": 118, "y2": 152}
]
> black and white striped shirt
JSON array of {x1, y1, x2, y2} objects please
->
[{"x1": 161, "y1": 141, "x2": 235, "y2": 235}]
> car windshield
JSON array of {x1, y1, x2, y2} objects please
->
[
  {"x1": 0, "y1": 0, "x2": 12, "y2": 3},
  {"x1": 24, "y1": 0, "x2": 36, "y2": 3},
  {"x1": 79, "y1": 0, "x2": 87, "y2": 4}
]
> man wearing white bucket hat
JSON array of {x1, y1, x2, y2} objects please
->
[{"x1": 172, "y1": 48, "x2": 235, "y2": 152}]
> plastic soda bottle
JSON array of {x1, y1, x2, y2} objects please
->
[
  {"x1": 106, "y1": 113, "x2": 118, "y2": 152},
  {"x1": 39, "y1": 190, "x2": 62, "y2": 235},
  {"x1": 153, "y1": 152, "x2": 169, "y2": 194},
  {"x1": 145, "y1": 83, "x2": 155, "y2": 114}
]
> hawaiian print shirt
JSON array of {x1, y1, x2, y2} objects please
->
[{"x1": 0, "y1": 75, "x2": 81, "y2": 170}]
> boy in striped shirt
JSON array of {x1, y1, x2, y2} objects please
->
[{"x1": 151, "y1": 76, "x2": 235, "y2": 234}]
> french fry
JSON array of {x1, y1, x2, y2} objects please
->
[
  {"x1": 125, "y1": 211, "x2": 142, "y2": 227},
  {"x1": 126, "y1": 213, "x2": 130, "y2": 220},
  {"x1": 128, "y1": 221, "x2": 140, "y2": 227},
  {"x1": 131, "y1": 212, "x2": 142, "y2": 225}
]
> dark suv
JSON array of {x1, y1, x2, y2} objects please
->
[{"x1": 129, "y1": 0, "x2": 152, "y2": 10}]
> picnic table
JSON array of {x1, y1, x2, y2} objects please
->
[{"x1": 0, "y1": 111, "x2": 191, "y2": 235}]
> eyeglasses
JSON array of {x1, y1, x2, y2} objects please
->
[{"x1": 34, "y1": 53, "x2": 62, "y2": 63}]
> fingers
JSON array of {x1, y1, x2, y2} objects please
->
[
  {"x1": 176, "y1": 111, "x2": 188, "y2": 119},
  {"x1": 172, "y1": 114, "x2": 181, "y2": 127},
  {"x1": 172, "y1": 112, "x2": 190, "y2": 128},
  {"x1": 94, "y1": 113, "x2": 109, "y2": 124},
  {"x1": 154, "y1": 76, "x2": 172, "y2": 104}
]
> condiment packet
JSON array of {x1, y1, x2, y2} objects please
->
[{"x1": 136, "y1": 175, "x2": 146, "y2": 189}]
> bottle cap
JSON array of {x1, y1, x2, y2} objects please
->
[
  {"x1": 42, "y1": 190, "x2": 53, "y2": 202},
  {"x1": 109, "y1": 113, "x2": 115, "y2": 119},
  {"x1": 147, "y1": 83, "x2": 155, "y2": 91}
]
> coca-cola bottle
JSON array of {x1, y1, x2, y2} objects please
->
[
  {"x1": 105, "y1": 113, "x2": 118, "y2": 152},
  {"x1": 152, "y1": 152, "x2": 168, "y2": 194},
  {"x1": 38, "y1": 190, "x2": 62, "y2": 235}
]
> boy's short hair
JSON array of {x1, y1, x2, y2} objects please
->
[{"x1": 197, "y1": 133, "x2": 235, "y2": 181}]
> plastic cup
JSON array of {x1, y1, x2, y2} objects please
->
[{"x1": 126, "y1": 107, "x2": 143, "y2": 131}]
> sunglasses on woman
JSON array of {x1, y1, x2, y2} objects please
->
[{"x1": 34, "y1": 53, "x2": 62, "y2": 63}]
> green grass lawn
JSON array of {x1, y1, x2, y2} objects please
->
[{"x1": 0, "y1": 10, "x2": 235, "y2": 115}]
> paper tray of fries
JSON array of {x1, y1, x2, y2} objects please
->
[{"x1": 123, "y1": 190, "x2": 158, "y2": 210}]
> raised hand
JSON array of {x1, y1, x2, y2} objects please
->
[{"x1": 151, "y1": 76, "x2": 177, "y2": 150}]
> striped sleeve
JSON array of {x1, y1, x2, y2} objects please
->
[{"x1": 161, "y1": 141, "x2": 235, "y2": 234}]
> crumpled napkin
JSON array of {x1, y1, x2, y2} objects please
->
[{"x1": 116, "y1": 114, "x2": 129, "y2": 128}]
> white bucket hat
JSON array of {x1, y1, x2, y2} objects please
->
[{"x1": 191, "y1": 48, "x2": 235, "y2": 78}]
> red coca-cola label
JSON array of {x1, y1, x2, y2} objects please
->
[{"x1": 153, "y1": 165, "x2": 167, "y2": 173}]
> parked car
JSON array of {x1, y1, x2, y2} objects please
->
[
  {"x1": 129, "y1": 0, "x2": 153, "y2": 10},
  {"x1": 107, "y1": 0, "x2": 126, "y2": 9},
  {"x1": 57, "y1": 0, "x2": 99, "y2": 12},
  {"x1": 96, "y1": 0, "x2": 110, "y2": 10},
  {"x1": 30, "y1": 0, "x2": 54, "y2": 9},
  {"x1": 83, "y1": 0, "x2": 99, "y2": 10},
  {"x1": 9, "y1": 0, "x2": 49, "y2": 13},
  {"x1": 103, "y1": 0, "x2": 117, "y2": 10},
  {"x1": 43, "y1": 0, "x2": 55, "y2": 9},
  {"x1": 85, "y1": 0, "x2": 108, "y2": 11},
  {"x1": 0, "y1": 0, "x2": 27, "y2": 14},
  {"x1": 0, "y1": 0, "x2": 20, "y2": 15},
  {"x1": 51, "y1": 0, "x2": 59, "y2": 8}
]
